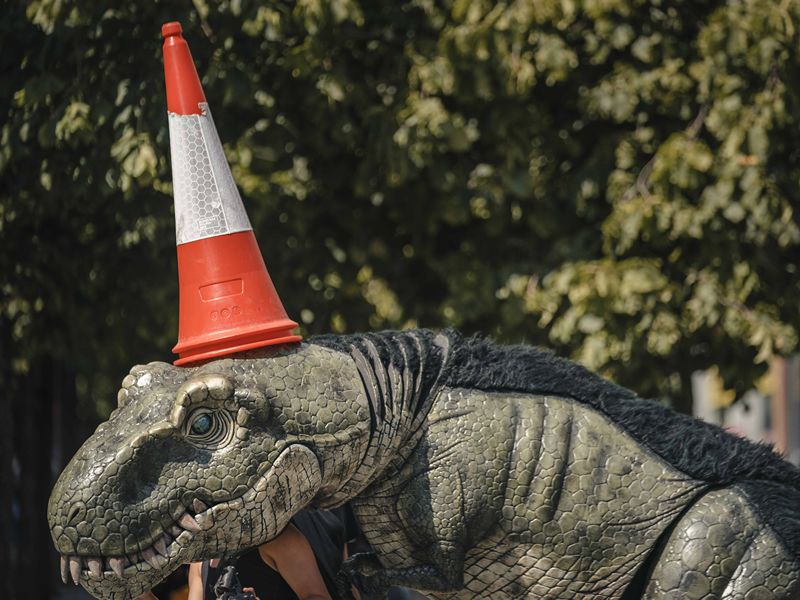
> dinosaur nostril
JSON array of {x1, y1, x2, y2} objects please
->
[{"x1": 65, "y1": 502, "x2": 86, "y2": 527}]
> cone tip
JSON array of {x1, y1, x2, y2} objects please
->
[{"x1": 162, "y1": 21, "x2": 183, "y2": 39}]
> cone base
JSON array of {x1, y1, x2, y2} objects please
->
[
  {"x1": 172, "y1": 230, "x2": 301, "y2": 366},
  {"x1": 173, "y1": 320, "x2": 301, "y2": 366}
]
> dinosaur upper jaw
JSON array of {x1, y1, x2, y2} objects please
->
[{"x1": 66, "y1": 443, "x2": 323, "y2": 599}]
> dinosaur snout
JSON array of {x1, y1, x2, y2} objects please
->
[
  {"x1": 49, "y1": 476, "x2": 207, "y2": 589},
  {"x1": 49, "y1": 483, "x2": 117, "y2": 556},
  {"x1": 65, "y1": 501, "x2": 86, "y2": 529},
  {"x1": 49, "y1": 495, "x2": 81, "y2": 555}
]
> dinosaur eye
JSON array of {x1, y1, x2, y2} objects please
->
[
  {"x1": 185, "y1": 409, "x2": 234, "y2": 449},
  {"x1": 190, "y1": 414, "x2": 212, "y2": 435}
]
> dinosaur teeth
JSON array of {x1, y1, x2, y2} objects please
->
[
  {"x1": 54, "y1": 537, "x2": 179, "y2": 584},
  {"x1": 141, "y1": 548, "x2": 160, "y2": 569},
  {"x1": 109, "y1": 556, "x2": 125, "y2": 577},
  {"x1": 178, "y1": 511, "x2": 201, "y2": 532},
  {"x1": 192, "y1": 498, "x2": 208, "y2": 514},
  {"x1": 154, "y1": 535, "x2": 168, "y2": 557},
  {"x1": 87, "y1": 557, "x2": 102, "y2": 578},
  {"x1": 135, "y1": 552, "x2": 148, "y2": 571},
  {"x1": 194, "y1": 511, "x2": 210, "y2": 530},
  {"x1": 169, "y1": 524, "x2": 183, "y2": 537},
  {"x1": 60, "y1": 555, "x2": 69, "y2": 584},
  {"x1": 69, "y1": 555, "x2": 82, "y2": 585},
  {"x1": 128, "y1": 552, "x2": 143, "y2": 572}
]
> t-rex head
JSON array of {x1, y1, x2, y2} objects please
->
[{"x1": 48, "y1": 343, "x2": 371, "y2": 599}]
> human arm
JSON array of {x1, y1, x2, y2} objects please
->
[
  {"x1": 258, "y1": 524, "x2": 332, "y2": 600},
  {"x1": 187, "y1": 562, "x2": 205, "y2": 600}
]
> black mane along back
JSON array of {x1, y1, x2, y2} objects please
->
[
  {"x1": 446, "y1": 332, "x2": 800, "y2": 490},
  {"x1": 312, "y1": 329, "x2": 800, "y2": 557}
]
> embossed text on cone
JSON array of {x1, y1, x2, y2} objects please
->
[{"x1": 162, "y1": 22, "x2": 301, "y2": 366}]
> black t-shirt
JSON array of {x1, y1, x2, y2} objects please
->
[{"x1": 202, "y1": 508, "x2": 348, "y2": 600}]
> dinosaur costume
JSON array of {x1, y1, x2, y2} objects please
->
[
  {"x1": 48, "y1": 22, "x2": 800, "y2": 600},
  {"x1": 48, "y1": 330, "x2": 800, "y2": 599}
]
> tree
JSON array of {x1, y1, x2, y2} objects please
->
[{"x1": 2, "y1": 1, "x2": 799, "y2": 596}]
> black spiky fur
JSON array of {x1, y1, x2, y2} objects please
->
[{"x1": 313, "y1": 329, "x2": 800, "y2": 558}]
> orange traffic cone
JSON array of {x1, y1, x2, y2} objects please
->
[{"x1": 162, "y1": 21, "x2": 301, "y2": 366}]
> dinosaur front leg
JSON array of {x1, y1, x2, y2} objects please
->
[
  {"x1": 343, "y1": 467, "x2": 469, "y2": 599},
  {"x1": 341, "y1": 542, "x2": 465, "y2": 599}
]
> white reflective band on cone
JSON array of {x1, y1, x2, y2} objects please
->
[{"x1": 168, "y1": 102, "x2": 252, "y2": 245}]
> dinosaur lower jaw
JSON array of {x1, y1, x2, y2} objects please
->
[
  {"x1": 58, "y1": 502, "x2": 211, "y2": 600},
  {"x1": 66, "y1": 443, "x2": 323, "y2": 599},
  {"x1": 59, "y1": 508, "x2": 203, "y2": 585},
  {"x1": 70, "y1": 536, "x2": 197, "y2": 599}
]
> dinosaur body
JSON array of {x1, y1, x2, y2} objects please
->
[{"x1": 48, "y1": 330, "x2": 800, "y2": 599}]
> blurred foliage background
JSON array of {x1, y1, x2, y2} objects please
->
[{"x1": 2, "y1": 0, "x2": 800, "y2": 597}]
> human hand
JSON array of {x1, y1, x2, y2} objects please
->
[{"x1": 243, "y1": 586, "x2": 260, "y2": 600}]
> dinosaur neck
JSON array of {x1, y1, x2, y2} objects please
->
[{"x1": 314, "y1": 330, "x2": 452, "y2": 505}]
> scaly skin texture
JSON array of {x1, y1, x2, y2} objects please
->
[
  {"x1": 641, "y1": 487, "x2": 799, "y2": 598},
  {"x1": 48, "y1": 331, "x2": 800, "y2": 599}
]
